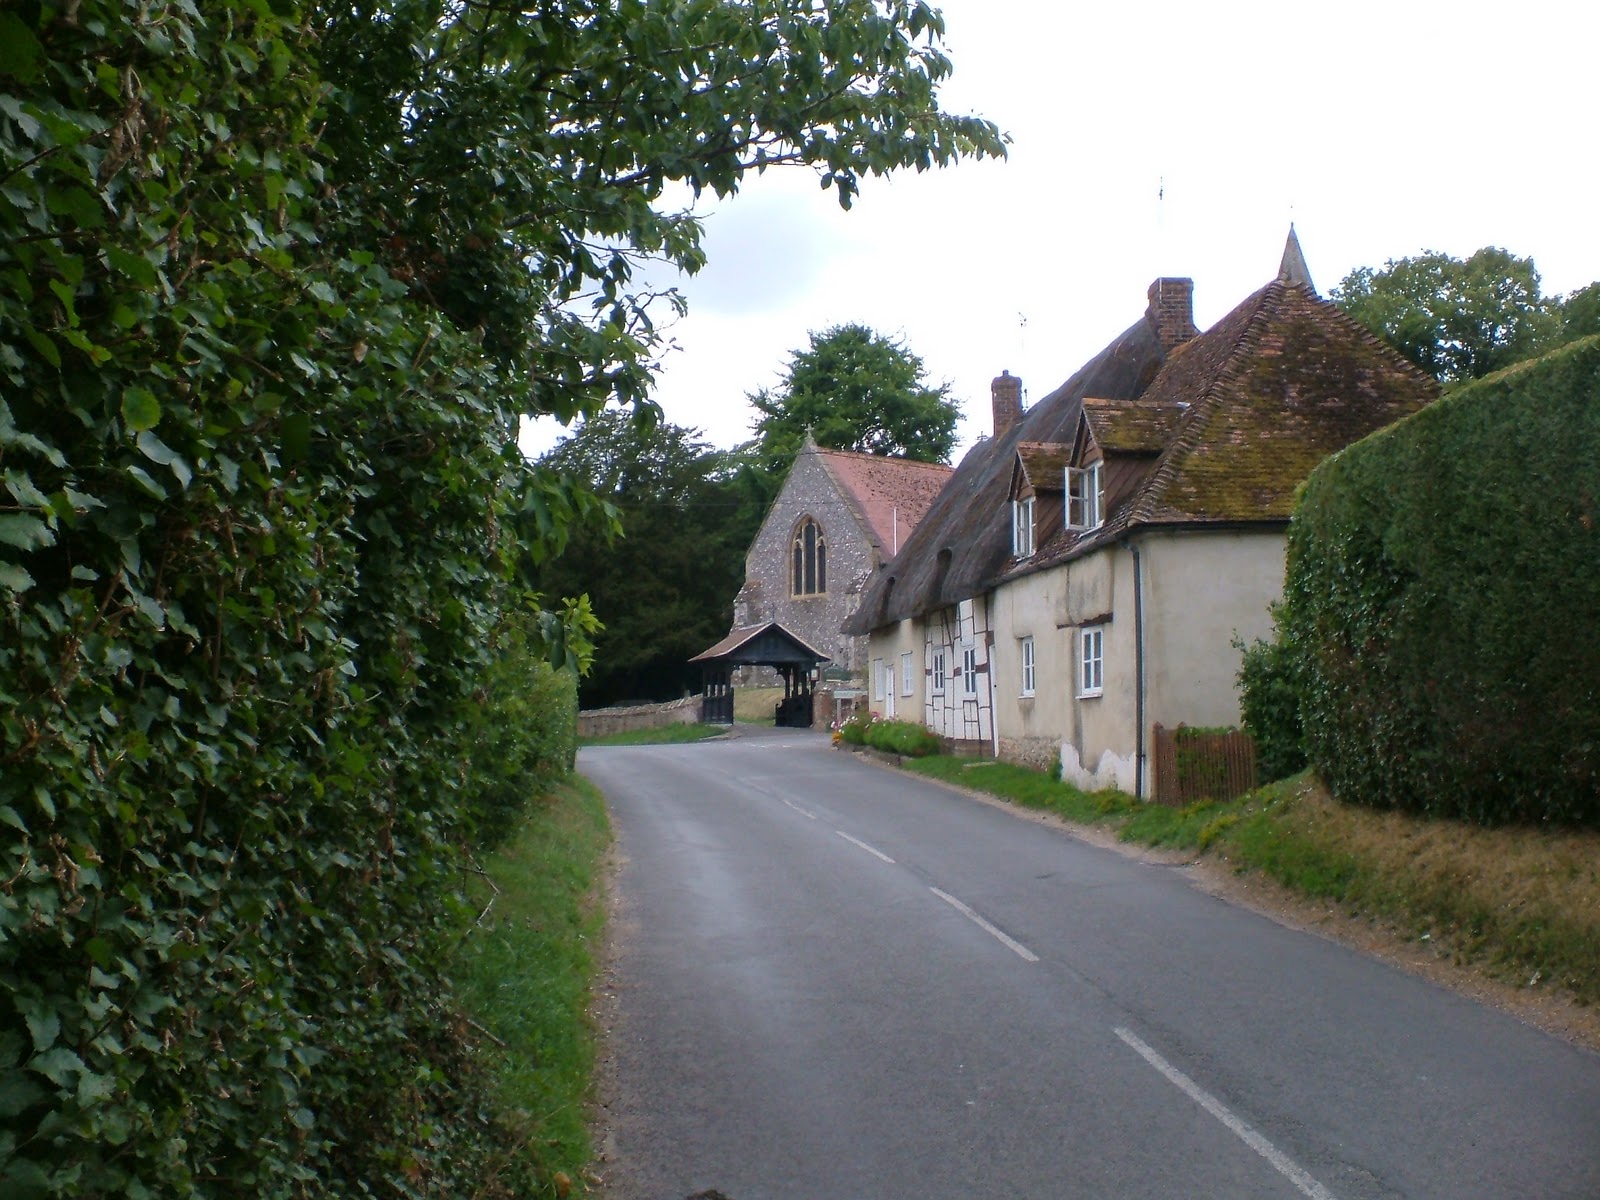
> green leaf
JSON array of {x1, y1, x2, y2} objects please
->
[
  {"x1": 122, "y1": 387, "x2": 161, "y2": 432},
  {"x1": 0, "y1": 1070, "x2": 45, "y2": 1119},
  {"x1": 45, "y1": 185, "x2": 105, "y2": 229},
  {"x1": 0, "y1": 513, "x2": 53, "y2": 551},
  {"x1": 104, "y1": 246, "x2": 159, "y2": 288},
  {"x1": 0, "y1": 15, "x2": 44, "y2": 83},
  {"x1": 0, "y1": 563, "x2": 34, "y2": 593},
  {"x1": 28, "y1": 1046, "x2": 83, "y2": 1087},
  {"x1": 23, "y1": 1009, "x2": 57, "y2": 1055}
]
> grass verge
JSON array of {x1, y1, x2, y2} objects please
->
[
  {"x1": 580, "y1": 722, "x2": 726, "y2": 747},
  {"x1": 898, "y1": 753, "x2": 1600, "y2": 1008},
  {"x1": 455, "y1": 776, "x2": 612, "y2": 1196}
]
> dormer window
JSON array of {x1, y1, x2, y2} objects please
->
[
  {"x1": 1067, "y1": 461, "x2": 1104, "y2": 531},
  {"x1": 1012, "y1": 496, "x2": 1035, "y2": 558}
]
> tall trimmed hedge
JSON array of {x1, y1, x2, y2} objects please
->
[{"x1": 1280, "y1": 336, "x2": 1600, "y2": 825}]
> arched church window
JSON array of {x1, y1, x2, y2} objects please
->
[{"x1": 792, "y1": 518, "x2": 827, "y2": 596}]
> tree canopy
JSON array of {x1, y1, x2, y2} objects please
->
[
  {"x1": 0, "y1": 1, "x2": 1002, "y2": 1192},
  {"x1": 536, "y1": 413, "x2": 749, "y2": 707},
  {"x1": 1332, "y1": 247, "x2": 1555, "y2": 383},
  {"x1": 750, "y1": 323, "x2": 962, "y2": 468}
]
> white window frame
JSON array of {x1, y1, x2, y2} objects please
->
[
  {"x1": 900, "y1": 652, "x2": 914, "y2": 697},
  {"x1": 962, "y1": 644, "x2": 979, "y2": 696},
  {"x1": 871, "y1": 658, "x2": 884, "y2": 702},
  {"x1": 1012, "y1": 496, "x2": 1034, "y2": 558},
  {"x1": 1019, "y1": 635, "x2": 1036, "y2": 697},
  {"x1": 931, "y1": 648, "x2": 947, "y2": 694},
  {"x1": 1079, "y1": 626, "x2": 1104, "y2": 698},
  {"x1": 1067, "y1": 461, "x2": 1104, "y2": 531}
]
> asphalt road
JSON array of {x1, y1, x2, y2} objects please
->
[{"x1": 584, "y1": 726, "x2": 1600, "y2": 1200}]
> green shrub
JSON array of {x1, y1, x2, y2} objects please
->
[
  {"x1": 865, "y1": 718, "x2": 942, "y2": 758},
  {"x1": 839, "y1": 711, "x2": 875, "y2": 745},
  {"x1": 1235, "y1": 627, "x2": 1307, "y2": 783},
  {"x1": 465, "y1": 629, "x2": 580, "y2": 851},
  {"x1": 1281, "y1": 335, "x2": 1600, "y2": 825}
]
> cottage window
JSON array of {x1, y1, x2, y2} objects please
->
[
  {"x1": 792, "y1": 518, "x2": 827, "y2": 595},
  {"x1": 931, "y1": 648, "x2": 947, "y2": 694},
  {"x1": 962, "y1": 645, "x2": 979, "y2": 696},
  {"x1": 1079, "y1": 626, "x2": 1104, "y2": 698},
  {"x1": 1020, "y1": 636, "x2": 1036, "y2": 697},
  {"x1": 1067, "y1": 462, "x2": 1104, "y2": 531},
  {"x1": 1012, "y1": 496, "x2": 1035, "y2": 558},
  {"x1": 901, "y1": 652, "x2": 914, "y2": 697}
]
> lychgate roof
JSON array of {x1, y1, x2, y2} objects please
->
[{"x1": 689, "y1": 621, "x2": 831, "y2": 667}]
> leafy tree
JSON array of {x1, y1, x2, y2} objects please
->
[
  {"x1": 750, "y1": 323, "x2": 962, "y2": 468},
  {"x1": 1332, "y1": 247, "x2": 1556, "y2": 383},
  {"x1": 1555, "y1": 281, "x2": 1600, "y2": 345},
  {"x1": 0, "y1": 1, "x2": 1001, "y2": 1193},
  {"x1": 537, "y1": 413, "x2": 748, "y2": 707}
]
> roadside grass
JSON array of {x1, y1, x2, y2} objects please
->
[
  {"x1": 455, "y1": 776, "x2": 612, "y2": 1196},
  {"x1": 580, "y1": 722, "x2": 726, "y2": 747},
  {"x1": 894, "y1": 751, "x2": 1600, "y2": 1008}
]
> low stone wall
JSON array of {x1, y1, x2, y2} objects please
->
[
  {"x1": 577, "y1": 695, "x2": 701, "y2": 740},
  {"x1": 998, "y1": 735, "x2": 1057, "y2": 773}
]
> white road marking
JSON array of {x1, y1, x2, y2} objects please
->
[
  {"x1": 782, "y1": 798, "x2": 818, "y2": 820},
  {"x1": 929, "y1": 887, "x2": 1039, "y2": 962},
  {"x1": 1113, "y1": 1027, "x2": 1337, "y2": 1200},
  {"x1": 835, "y1": 831, "x2": 894, "y2": 863}
]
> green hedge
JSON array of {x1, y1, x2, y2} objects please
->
[
  {"x1": 0, "y1": 7, "x2": 572, "y2": 1195},
  {"x1": 1280, "y1": 336, "x2": 1600, "y2": 824}
]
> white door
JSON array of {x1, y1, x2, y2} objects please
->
[{"x1": 881, "y1": 661, "x2": 896, "y2": 719}]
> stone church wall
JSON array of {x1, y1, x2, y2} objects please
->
[{"x1": 734, "y1": 449, "x2": 876, "y2": 678}]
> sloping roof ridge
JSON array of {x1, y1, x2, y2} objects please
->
[
  {"x1": 1127, "y1": 279, "x2": 1284, "y2": 527},
  {"x1": 813, "y1": 445, "x2": 954, "y2": 473}
]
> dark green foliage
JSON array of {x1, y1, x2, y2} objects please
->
[
  {"x1": 0, "y1": 1, "x2": 1000, "y2": 1195},
  {"x1": 1235, "y1": 628, "x2": 1308, "y2": 782},
  {"x1": 535, "y1": 413, "x2": 747, "y2": 707},
  {"x1": 749, "y1": 324, "x2": 962, "y2": 470},
  {"x1": 465, "y1": 642, "x2": 581, "y2": 852},
  {"x1": 1332, "y1": 247, "x2": 1556, "y2": 383},
  {"x1": 864, "y1": 718, "x2": 942, "y2": 758},
  {"x1": 1279, "y1": 336, "x2": 1600, "y2": 825}
]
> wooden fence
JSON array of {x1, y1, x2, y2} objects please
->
[{"x1": 1152, "y1": 724, "x2": 1257, "y2": 806}]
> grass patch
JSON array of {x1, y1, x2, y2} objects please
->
[
  {"x1": 455, "y1": 776, "x2": 612, "y2": 1196},
  {"x1": 896, "y1": 752, "x2": 1600, "y2": 1008},
  {"x1": 580, "y1": 722, "x2": 726, "y2": 747},
  {"x1": 903, "y1": 755, "x2": 1133, "y2": 824},
  {"x1": 733, "y1": 685, "x2": 783, "y2": 724}
]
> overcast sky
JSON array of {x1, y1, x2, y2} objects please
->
[{"x1": 522, "y1": 0, "x2": 1600, "y2": 462}]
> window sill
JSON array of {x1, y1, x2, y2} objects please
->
[{"x1": 1078, "y1": 689, "x2": 1104, "y2": 700}]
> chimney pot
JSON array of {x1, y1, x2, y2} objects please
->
[
  {"x1": 992, "y1": 369, "x2": 1023, "y2": 437},
  {"x1": 1146, "y1": 277, "x2": 1197, "y2": 351}
]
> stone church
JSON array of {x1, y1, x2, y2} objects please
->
[{"x1": 732, "y1": 434, "x2": 953, "y2": 677}]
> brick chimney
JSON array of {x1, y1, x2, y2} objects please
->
[
  {"x1": 1146, "y1": 277, "x2": 1197, "y2": 351},
  {"x1": 991, "y1": 369, "x2": 1023, "y2": 437}
]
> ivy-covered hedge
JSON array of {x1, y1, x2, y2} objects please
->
[
  {"x1": 1279, "y1": 336, "x2": 1600, "y2": 825},
  {"x1": 0, "y1": 7, "x2": 572, "y2": 1196}
]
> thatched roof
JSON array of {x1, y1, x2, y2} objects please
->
[
  {"x1": 845, "y1": 238, "x2": 1438, "y2": 635},
  {"x1": 843, "y1": 313, "x2": 1167, "y2": 633}
]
